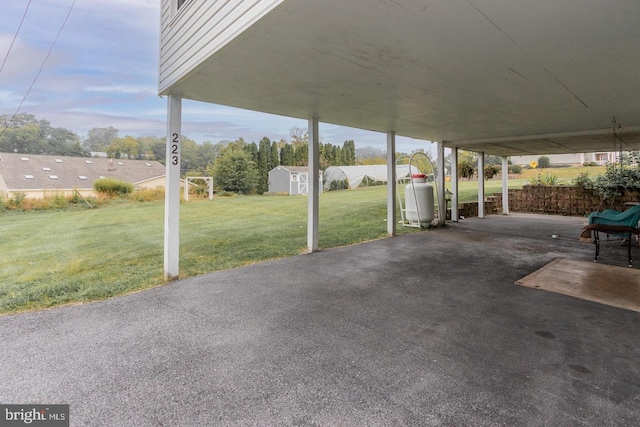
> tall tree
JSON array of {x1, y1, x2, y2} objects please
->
[
  {"x1": 83, "y1": 126, "x2": 119, "y2": 151},
  {"x1": 244, "y1": 141, "x2": 259, "y2": 165},
  {"x1": 279, "y1": 143, "x2": 294, "y2": 165},
  {"x1": 270, "y1": 141, "x2": 279, "y2": 170},
  {"x1": 106, "y1": 136, "x2": 139, "y2": 159},
  {"x1": 342, "y1": 140, "x2": 356, "y2": 165},
  {"x1": 208, "y1": 148, "x2": 258, "y2": 195},
  {"x1": 294, "y1": 142, "x2": 308, "y2": 166},
  {"x1": 0, "y1": 113, "x2": 85, "y2": 156},
  {"x1": 257, "y1": 137, "x2": 271, "y2": 194}
]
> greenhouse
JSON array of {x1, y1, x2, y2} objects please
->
[{"x1": 323, "y1": 165, "x2": 419, "y2": 191}]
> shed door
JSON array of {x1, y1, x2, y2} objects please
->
[{"x1": 298, "y1": 173, "x2": 308, "y2": 194}]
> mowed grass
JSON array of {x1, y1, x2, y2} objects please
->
[
  {"x1": 0, "y1": 166, "x2": 606, "y2": 314},
  {"x1": 450, "y1": 165, "x2": 607, "y2": 202},
  {"x1": 0, "y1": 186, "x2": 418, "y2": 314},
  {"x1": 518, "y1": 165, "x2": 606, "y2": 180}
]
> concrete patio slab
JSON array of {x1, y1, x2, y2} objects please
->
[{"x1": 1, "y1": 214, "x2": 639, "y2": 426}]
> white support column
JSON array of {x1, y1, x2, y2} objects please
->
[
  {"x1": 436, "y1": 141, "x2": 446, "y2": 225},
  {"x1": 386, "y1": 132, "x2": 396, "y2": 236},
  {"x1": 477, "y1": 151, "x2": 485, "y2": 219},
  {"x1": 307, "y1": 117, "x2": 319, "y2": 252},
  {"x1": 502, "y1": 156, "x2": 509, "y2": 215},
  {"x1": 164, "y1": 94, "x2": 182, "y2": 280},
  {"x1": 451, "y1": 147, "x2": 459, "y2": 221}
]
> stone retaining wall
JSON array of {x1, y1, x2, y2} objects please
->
[{"x1": 456, "y1": 186, "x2": 640, "y2": 218}]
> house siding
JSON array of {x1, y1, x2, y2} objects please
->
[{"x1": 159, "y1": 0, "x2": 285, "y2": 94}]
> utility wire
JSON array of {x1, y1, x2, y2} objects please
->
[
  {"x1": 0, "y1": 0, "x2": 32, "y2": 74},
  {"x1": 0, "y1": 0, "x2": 77, "y2": 138}
]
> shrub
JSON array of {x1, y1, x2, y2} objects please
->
[
  {"x1": 131, "y1": 188, "x2": 165, "y2": 202},
  {"x1": 458, "y1": 160, "x2": 475, "y2": 180},
  {"x1": 329, "y1": 180, "x2": 349, "y2": 191},
  {"x1": 509, "y1": 165, "x2": 522, "y2": 174},
  {"x1": 529, "y1": 172, "x2": 563, "y2": 186},
  {"x1": 537, "y1": 155, "x2": 551, "y2": 168},
  {"x1": 483, "y1": 165, "x2": 499, "y2": 181},
  {"x1": 572, "y1": 172, "x2": 593, "y2": 189},
  {"x1": 49, "y1": 193, "x2": 68, "y2": 209},
  {"x1": 93, "y1": 178, "x2": 134, "y2": 196},
  {"x1": 583, "y1": 161, "x2": 598, "y2": 167},
  {"x1": 591, "y1": 164, "x2": 640, "y2": 202},
  {"x1": 7, "y1": 192, "x2": 26, "y2": 210}
]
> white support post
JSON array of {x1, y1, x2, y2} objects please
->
[
  {"x1": 307, "y1": 117, "x2": 319, "y2": 252},
  {"x1": 436, "y1": 141, "x2": 446, "y2": 225},
  {"x1": 164, "y1": 94, "x2": 182, "y2": 280},
  {"x1": 478, "y1": 151, "x2": 485, "y2": 219},
  {"x1": 386, "y1": 132, "x2": 396, "y2": 236},
  {"x1": 502, "y1": 156, "x2": 509, "y2": 215},
  {"x1": 451, "y1": 147, "x2": 459, "y2": 221}
]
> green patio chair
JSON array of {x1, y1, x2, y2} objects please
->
[
  {"x1": 584, "y1": 204, "x2": 640, "y2": 267},
  {"x1": 588, "y1": 204, "x2": 640, "y2": 228}
]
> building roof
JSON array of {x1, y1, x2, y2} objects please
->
[
  {"x1": 0, "y1": 153, "x2": 165, "y2": 191},
  {"x1": 272, "y1": 166, "x2": 319, "y2": 174},
  {"x1": 161, "y1": 0, "x2": 640, "y2": 156}
]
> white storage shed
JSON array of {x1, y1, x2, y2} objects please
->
[{"x1": 268, "y1": 166, "x2": 323, "y2": 196}]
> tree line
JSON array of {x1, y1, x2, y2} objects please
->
[
  {"x1": 1, "y1": 114, "x2": 358, "y2": 195},
  {"x1": 208, "y1": 135, "x2": 356, "y2": 194}
]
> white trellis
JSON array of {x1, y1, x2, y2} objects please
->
[{"x1": 184, "y1": 177, "x2": 214, "y2": 201}]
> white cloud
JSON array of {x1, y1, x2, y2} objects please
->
[{"x1": 85, "y1": 85, "x2": 156, "y2": 95}]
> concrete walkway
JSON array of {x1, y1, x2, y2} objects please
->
[{"x1": 1, "y1": 214, "x2": 639, "y2": 426}]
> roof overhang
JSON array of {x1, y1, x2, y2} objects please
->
[{"x1": 165, "y1": 0, "x2": 640, "y2": 156}]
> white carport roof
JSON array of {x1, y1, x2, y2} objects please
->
[{"x1": 162, "y1": 0, "x2": 640, "y2": 156}]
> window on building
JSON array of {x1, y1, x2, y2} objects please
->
[{"x1": 177, "y1": 0, "x2": 187, "y2": 9}]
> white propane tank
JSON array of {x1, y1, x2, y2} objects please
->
[{"x1": 405, "y1": 174, "x2": 434, "y2": 223}]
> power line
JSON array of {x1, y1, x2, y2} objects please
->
[
  {"x1": 0, "y1": 0, "x2": 32, "y2": 74},
  {"x1": 0, "y1": 0, "x2": 77, "y2": 139}
]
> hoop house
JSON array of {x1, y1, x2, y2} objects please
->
[{"x1": 323, "y1": 165, "x2": 416, "y2": 190}]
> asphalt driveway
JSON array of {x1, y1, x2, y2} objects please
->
[{"x1": 1, "y1": 214, "x2": 639, "y2": 426}]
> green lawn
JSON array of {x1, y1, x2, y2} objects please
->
[
  {"x1": 451, "y1": 165, "x2": 607, "y2": 203},
  {"x1": 0, "y1": 165, "x2": 605, "y2": 315},
  {"x1": 450, "y1": 179, "x2": 528, "y2": 203},
  {"x1": 0, "y1": 186, "x2": 419, "y2": 314},
  {"x1": 519, "y1": 165, "x2": 606, "y2": 180}
]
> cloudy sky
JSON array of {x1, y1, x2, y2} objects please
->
[{"x1": 0, "y1": 0, "x2": 433, "y2": 154}]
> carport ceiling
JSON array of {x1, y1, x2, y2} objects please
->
[{"x1": 172, "y1": 0, "x2": 640, "y2": 156}]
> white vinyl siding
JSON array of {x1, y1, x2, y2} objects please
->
[{"x1": 159, "y1": 0, "x2": 285, "y2": 94}]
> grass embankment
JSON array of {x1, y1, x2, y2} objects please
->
[
  {"x1": 0, "y1": 186, "x2": 418, "y2": 314},
  {"x1": 451, "y1": 165, "x2": 607, "y2": 202},
  {"x1": 518, "y1": 165, "x2": 606, "y2": 180}
]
